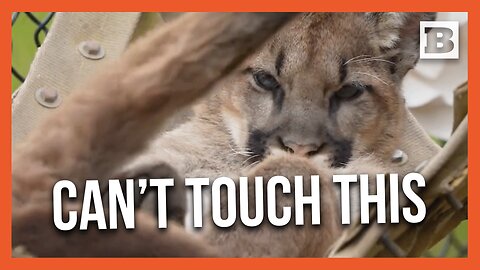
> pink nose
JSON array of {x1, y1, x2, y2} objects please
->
[{"x1": 282, "y1": 140, "x2": 322, "y2": 156}]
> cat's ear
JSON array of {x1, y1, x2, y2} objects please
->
[{"x1": 367, "y1": 12, "x2": 436, "y2": 79}]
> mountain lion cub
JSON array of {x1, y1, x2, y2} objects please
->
[{"x1": 12, "y1": 12, "x2": 435, "y2": 257}]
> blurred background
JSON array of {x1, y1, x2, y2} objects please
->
[
  {"x1": 403, "y1": 12, "x2": 468, "y2": 142},
  {"x1": 11, "y1": 12, "x2": 468, "y2": 257}
]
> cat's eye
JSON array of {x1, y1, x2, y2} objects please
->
[
  {"x1": 335, "y1": 85, "x2": 364, "y2": 100},
  {"x1": 253, "y1": 70, "x2": 280, "y2": 91}
]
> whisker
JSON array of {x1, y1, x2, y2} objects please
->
[
  {"x1": 227, "y1": 142, "x2": 252, "y2": 157},
  {"x1": 241, "y1": 154, "x2": 260, "y2": 166},
  {"x1": 244, "y1": 160, "x2": 261, "y2": 171},
  {"x1": 349, "y1": 58, "x2": 396, "y2": 65},
  {"x1": 343, "y1": 54, "x2": 372, "y2": 65},
  {"x1": 353, "y1": 71, "x2": 390, "y2": 86}
]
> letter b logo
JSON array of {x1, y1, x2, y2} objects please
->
[{"x1": 420, "y1": 21, "x2": 459, "y2": 59}]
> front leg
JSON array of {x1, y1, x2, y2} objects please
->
[
  {"x1": 12, "y1": 13, "x2": 296, "y2": 257},
  {"x1": 111, "y1": 162, "x2": 186, "y2": 225},
  {"x1": 12, "y1": 203, "x2": 216, "y2": 257}
]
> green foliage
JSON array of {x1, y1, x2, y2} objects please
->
[
  {"x1": 11, "y1": 12, "x2": 53, "y2": 92},
  {"x1": 426, "y1": 221, "x2": 468, "y2": 257}
]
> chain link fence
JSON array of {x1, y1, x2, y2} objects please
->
[
  {"x1": 11, "y1": 12, "x2": 55, "y2": 91},
  {"x1": 10, "y1": 12, "x2": 467, "y2": 258}
]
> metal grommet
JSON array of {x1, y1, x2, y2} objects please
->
[
  {"x1": 78, "y1": 40, "x2": 105, "y2": 60},
  {"x1": 391, "y1": 149, "x2": 408, "y2": 165},
  {"x1": 35, "y1": 87, "x2": 62, "y2": 108}
]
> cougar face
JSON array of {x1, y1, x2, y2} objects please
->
[{"x1": 215, "y1": 12, "x2": 434, "y2": 167}]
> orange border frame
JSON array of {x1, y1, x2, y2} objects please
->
[{"x1": 2, "y1": 0, "x2": 478, "y2": 269}]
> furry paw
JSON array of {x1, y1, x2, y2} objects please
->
[
  {"x1": 12, "y1": 203, "x2": 216, "y2": 257},
  {"x1": 246, "y1": 152, "x2": 326, "y2": 179},
  {"x1": 113, "y1": 163, "x2": 186, "y2": 225}
]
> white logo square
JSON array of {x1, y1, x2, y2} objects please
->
[{"x1": 420, "y1": 21, "x2": 459, "y2": 59}]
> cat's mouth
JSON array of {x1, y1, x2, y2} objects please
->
[
  {"x1": 242, "y1": 143, "x2": 351, "y2": 169},
  {"x1": 243, "y1": 128, "x2": 353, "y2": 169}
]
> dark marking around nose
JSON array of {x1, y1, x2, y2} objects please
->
[
  {"x1": 326, "y1": 133, "x2": 353, "y2": 168},
  {"x1": 275, "y1": 49, "x2": 285, "y2": 76},
  {"x1": 247, "y1": 129, "x2": 269, "y2": 163}
]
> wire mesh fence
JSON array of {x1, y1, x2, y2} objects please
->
[
  {"x1": 11, "y1": 12, "x2": 55, "y2": 91},
  {"x1": 10, "y1": 12, "x2": 468, "y2": 258}
]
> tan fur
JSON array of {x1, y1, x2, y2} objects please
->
[
  {"x1": 203, "y1": 153, "x2": 341, "y2": 257},
  {"x1": 12, "y1": 12, "x2": 434, "y2": 257},
  {"x1": 12, "y1": 12, "x2": 295, "y2": 257},
  {"x1": 122, "y1": 12, "x2": 434, "y2": 257}
]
